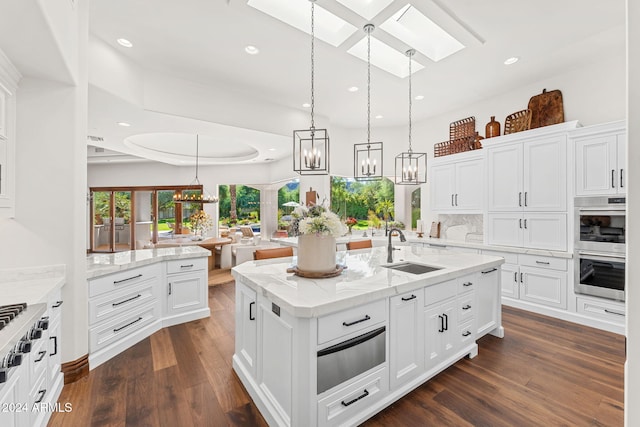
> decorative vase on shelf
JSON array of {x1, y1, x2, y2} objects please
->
[
  {"x1": 297, "y1": 234, "x2": 337, "y2": 273},
  {"x1": 485, "y1": 116, "x2": 501, "y2": 138}
]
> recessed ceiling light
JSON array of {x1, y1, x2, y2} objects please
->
[
  {"x1": 375, "y1": 115, "x2": 384, "y2": 119},
  {"x1": 245, "y1": 45, "x2": 260, "y2": 55},
  {"x1": 264, "y1": 158, "x2": 274, "y2": 161},
  {"x1": 302, "y1": 103, "x2": 311, "y2": 108},
  {"x1": 117, "y1": 122, "x2": 131, "y2": 127},
  {"x1": 268, "y1": 148, "x2": 276, "y2": 151},
  {"x1": 348, "y1": 86, "x2": 359, "y2": 92},
  {"x1": 117, "y1": 38, "x2": 133, "y2": 48},
  {"x1": 415, "y1": 95, "x2": 425, "y2": 100},
  {"x1": 504, "y1": 56, "x2": 519, "y2": 65}
]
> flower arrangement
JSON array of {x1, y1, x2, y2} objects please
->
[
  {"x1": 189, "y1": 210, "x2": 213, "y2": 237},
  {"x1": 292, "y1": 204, "x2": 347, "y2": 238},
  {"x1": 345, "y1": 217, "x2": 358, "y2": 233}
]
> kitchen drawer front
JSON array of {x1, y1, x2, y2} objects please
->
[
  {"x1": 458, "y1": 274, "x2": 477, "y2": 294},
  {"x1": 317, "y1": 366, "x2": 388, "y2": 427},
  {"x1": 458, "y1": 294, "x2": 475, "y2": 322},
  {"x1": 89, "y1": 264, "x2": 160, "y2": 298},
  {"x1": 89, "y1": 281, "x2": 158, "y2": 326},
  {"x1": 48, "y1": 288, "x2": 64, "y2": 325},
  {"x1": 29, "y1": 336, "x2": 49, "y2": 387},
  {"x1": 318, "y1": 300, "x2": 386, "y2": 345},
  {"x1": 166, "y1": 257, "x2": 207, "y2": 275},
  {"x1": 29, "y1": 368, "x2": 47, "y2": 409},
  {"x1": 459, "y1": 321, "x2": 475, "y2": 347},
  {"x1": 576, "y1": 297, "x2": 625, "y2": 322},
  {"x1": 89, "y1": 301, "x2": 159, "y2": 352},
  {"x1": 519, "y1": 254, "x2": 567, "y2": 271},
  {"x1": 424, "y1": 279, "x2": 457, "y2": 306},
  {"x1": 481, "y1": 249, "x2": 518, "y2": 265}
]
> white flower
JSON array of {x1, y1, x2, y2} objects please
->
[{"x1": 298, "y1": 210, "x2": 347, "y2": 237}]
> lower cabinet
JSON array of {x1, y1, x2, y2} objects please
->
[
  {"x1": 424, "y1": 299, "x2": 458, "y2": 372},
  {"x1": 389, "y1": 291, "x2": 424, "y2": 390},
  {"x1": 166, "y1": 258, "x2": 208, "y2": 317},
  {"x1": 235, "y1": 281, "x2": 257, "y2": 379}
]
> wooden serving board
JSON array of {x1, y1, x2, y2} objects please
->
[
  {"x1": 528, "y1": 88, "x2": 564, "y2": 129},
  {"x1": 286, "y1": 264, "x2": 346, "y2": 278}
]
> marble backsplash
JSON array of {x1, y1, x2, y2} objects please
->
[{"x1": 436, "y1": 214, "x2": 483, "y2": 241}]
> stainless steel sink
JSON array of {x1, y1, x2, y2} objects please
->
[{"x1": 383, "y1": 262, "x2": 442, "y2": 275}]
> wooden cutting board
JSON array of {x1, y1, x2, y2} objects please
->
[{"x1": 528, "y1": 89, "x2": 564, "y2": 129}]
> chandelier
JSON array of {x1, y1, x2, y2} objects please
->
[
  {"x1": 395, "y1": 49, "x2": 427, "y2": 185},
  {"x1": 173, "y1": 135, "x2": 219, "y2": 203},
  {"x1": 293, "y1": 0, "x2": 329, "y2": 175},
  {"x1": 354, "y1": 23, "x2": 383, "y2": 182}
]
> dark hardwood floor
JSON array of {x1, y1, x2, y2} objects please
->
[{"x1": 49, "y1": 283, "x2": 625, "y2": 427}]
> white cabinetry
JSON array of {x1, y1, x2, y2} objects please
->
[
  {"x1": 166, "y1": 258, "x2": 208, "y2": 321},
  {"x1": 389, "y1": 291, "x2": 423, "y2": 389},
  {"x1": 430, "y1": 153, "x2": 483, "y2": 212},
  {"x1": 573, "y1": 123, "x2": 626, "y2": 196},
  {"x1": 486, "y1": 212, "x2": 567, "y2": 251},
  {"x1": 235, "y1": 281, "x2": 257, "y2": 380}
]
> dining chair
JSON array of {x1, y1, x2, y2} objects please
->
[
  {"x1": 253, "y1": 246, "x2": 294, "y2": 260},
  {"x1": 345, "y1": 240, "x2": 373, "y2": 250}
]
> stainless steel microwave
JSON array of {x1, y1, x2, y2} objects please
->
[{"x1": 574, "y1": 196, "x2": 625, "y2": 255}]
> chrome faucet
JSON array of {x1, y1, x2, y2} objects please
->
[{"x1": 387, "y1": 228, "x2": 406, "y2": 263}]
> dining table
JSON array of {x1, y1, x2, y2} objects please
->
[{"x1": 155, "y1": 236, "x2": 233, "y2": 269}]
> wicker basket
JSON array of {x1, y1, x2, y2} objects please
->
[
  {"x1": 449, "y1": 116, "x2": 476, "y2": 141},
  {"x1": 434, "y1": 135, "x2": 477, "y2": 157},
  {"x1": 504, "y1": 109, "x2": 532, "y2": 135}
]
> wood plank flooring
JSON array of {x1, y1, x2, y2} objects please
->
[{"x1": 49, "y1": 283, "x2": 625, "y2": 427}]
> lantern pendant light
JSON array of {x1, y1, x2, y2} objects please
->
[
  {"x1": 293, "y1": 0, "x2": 329, "y2": 175},
  {"x1": 395, "y1": 49, "x2": 427, "y2": 185},
  {"x1": 173, "y1": 135, "x2": 219, "y2": 203},
  {"x1": 354, "y1": 23, "x2": 383, "y2": 182}
]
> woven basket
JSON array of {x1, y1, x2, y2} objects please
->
[
  {"x1": 504, "y1": 109, "x2": 532, "y2": 135},
  {"x1": 449, "y1": 116, "x2": 476, "y2": 141},
  {"x1": 434, "y1": 135, "x2": 476, "y2": 157}
]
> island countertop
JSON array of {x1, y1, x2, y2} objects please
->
[{"x1": 232, "y1": 246, "x2": 504, "y2": 318}]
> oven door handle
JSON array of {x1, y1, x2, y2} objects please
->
[
  {"x1": 578, "y1": 251, "x2": 626, "y2": 260},
  {"x1": 317, "y1": 326, "x2": 385, "y2": 357}
]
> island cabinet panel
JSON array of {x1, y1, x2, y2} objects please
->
[
  {"x1": 424, "y1": 300, "x2": 457, "y2": 372},
  {"x1": 235, "y1": 281, "x2": 257, "y2": 380},
  {"x1": 476, "y1": 268, "x2": 502, "y2": 338},
  {"x1": 389, "y1": 291, "x2": 424, "y2": 390}
]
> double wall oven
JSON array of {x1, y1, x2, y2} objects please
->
[{"x1": 574, "y1": 196, "x2": 626, "y2": 301}]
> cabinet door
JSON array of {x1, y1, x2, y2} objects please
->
[
  {"x1": 389, "y1": 291, "x2": 424, "y2": 390},
  {"x1": 440, "y1": 301, "x2": 458, "y2": 359},
  {"x1": 167, "y1": 273, "x2": 206, "y2": 315},
  {"x1": 523, "y1": 136, "x2": 567, "y2": 211},
  {"x1": 430, "y1": 164, "x2": 456, "y2": 211},
  {"x1": 487, "y1": 213, "x2": 523, "y2": 247},
  {"x1": 0, "y1": 372, "x2": 25, "y2": 427},
  {"x1": 501, "y1": 264, "x2": 520, "y2": 299},
  {"x1": 235, "y1": 282, "x2": 257, "y2": 378},
  {"x1": 574, "y1": 135, "x2": 618, "y2": 196},
  {"x1": 520, "y1": 267, "x2": 567, "y2": 309},
  {"x1": 476, "y1": 269, "x2": 499, "y2": 338},
  {"x1": 424, "y1": 305, "x2": 444, "y2": 372},
  {"x1": 455, "y1": 159, "x2": 483, "y2": 211},
  {"x1": 522, "y1": 213, "x2": 567, "y2": 251},
  {"x1": 616, "y1": 134, "x2": 626, "y2": 194},
  {"x1": 487, "y1": 143, "x2": 523, "y2": 211}
]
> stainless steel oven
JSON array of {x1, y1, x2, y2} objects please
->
[{"x1": 574, "y1": 196, "x2": 626, "y2": 301}]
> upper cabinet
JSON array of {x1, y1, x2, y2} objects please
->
[
  {"x1": 487, "y1": 134, "x2": 567, "y2": 212},
  {"x1": 573, "y1": 122, "x2": 626, "y2": 196},
  {"x1": 0, "y1": 49, "x2": 20, "y2": 218},
  {"x1": 430, "y1": 152, "x2": 483, "y2": 213}
]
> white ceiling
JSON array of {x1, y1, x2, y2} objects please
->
[{"x1": 87, "y1": 0, "x2": 625, "y2": 165}]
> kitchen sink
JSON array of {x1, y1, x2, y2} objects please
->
[{"x1": 383, "y1": 262, "x2": 442, "y2": 275}]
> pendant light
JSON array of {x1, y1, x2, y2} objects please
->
[
  {"x1": 354, "y1": 23, "x2": 383, "y2": 182},
  {"x1": 293, "y1": 0, "x2": 329, "y2": 175},
  {"x1": 395, "y1": 49, "x2": 427, "y2": 185},
  {"x1": 173, "y1": 135, "x2": 219, "y2": 203}
]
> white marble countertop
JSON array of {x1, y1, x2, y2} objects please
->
[
  {"x1": 0, "y1": 264, "x2": 66, "y2": 306},
  {"x1": 271, "y1": 235, "x2": 573, "y2": 259},
  {"x1": 232, "y1": 246, "x2": 503, "y2": 318},
  {"x1": 87, "y1": 246, "x2": 211, "y2": 279}
]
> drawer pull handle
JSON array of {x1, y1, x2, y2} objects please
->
[
  {"x1": 52, "y1": 301, "x2": 63, "y2": 308},
  {"x1": 114, "y1": 274, "x2": 142, "y2": 285},
  {"x1": 50, "y1": 336, "x2": 58, "y2": 356},
  {"x1": 249, "y1": 301, "x2": 255, "y2": 321},
  {"x1": 35, "y1": 389, "x2": 46, "y2": 404},
  {"x1": 35, "y1": 350, "x2": 47, "y2": 362},
  {"x1": 112, "y1": 294, "x2": 142, "y2": 307},
  {"x1": 114, "y1": 317, "x2": 143, "y2": 333},
  {"x1": 462, "y1": 331, "x2": 472, "y2": 337},
  {"x1": 438, "y1": 315, "x2": 444, "y2": 333},
  {"x1": 535, "y1": 261, "x2": 550, "y2": 265},
  {"x1": 462, "y1": 304, "x2": 472, "y2": 310},
  {"x1": 168, "y1": 283, "x2": 172, "y2": 296},
  {"x1": 443, "y1": 313, "x2": 448, "y2": 331},
  {"x1": 463, "y1": 282, "x2": 473, "y2": 287},
  {"x1": 180, "y1": 264, "x2": 194, "y2": 268},
  {"x1": 341, "y1": 389, "x2": 369, "y2": 407},
  {"x1": 401, "y1": 295, "x2": 417, "y2": 302},
  {"x1": 482, "y1": 268, "x2": 497, "y2": 274},
  {"x1": 343, "y1": 315, "x2": 370, "y2": 327},
  {"x1": 604, "y1": 309, "x2": 625, "y2": 316}
]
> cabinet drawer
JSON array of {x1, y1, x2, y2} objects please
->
[
  {"x1": 318, "y1": 300, "x2": 386, "y2": 345},
  {"x1": 29, "y1": 369, "x2": 47, "y2": 408},
  {"x1": 519, "y1": 254, "x2": 567, "y2": 271},
  {"x1": 458, "y1": 274, "x2": 477, "y2": 294},
  {"x1": 89, "y1": 281, "x2": 158, "y2": 326},
  {"x1": 317, "y1": 366, "x2": 388, "y2": 427},
  {"x1": 29, "y1": 337, "x2": 49, "y2": 386},
  {"x1": 89, "y1": 301, "x2": 159, "y2": 352},
  {"x1": 576, "y1": 297, "x2": 625, "y2": 323},
  {"x1": 424, "y1": 279, "x2": 456, "y2": 306},
  {"x1": 89, "y1": 264, "x2": 160, "y2": 298},
  {"x1": 481, "y1": 249, "x2": 518, "y2": 265},
  {"x1": 166, "y1": 257, "x2": 207, "y2": 274},
  {"x1": 48, "y1": 288, "x2": 63, "y2": 325},
  {"x1": 459, "y1": 321, "x2": 475, "y2": 347},
  {"x1": 458, "y1": 294, "x2": 475, "y2": 322}
]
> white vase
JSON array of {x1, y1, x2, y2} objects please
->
[{"x1": 297, "y1": 234, "x2": 336, "y2": 273}]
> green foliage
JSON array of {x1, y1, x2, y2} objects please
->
[
  {"x1": 330, "y1": 177, "x2": 395, "y2": 221},
  {"x1": 217, "y1": 184, "x2": 261, "y2": 223},
  {"x1": 367, "y1": 210, "x2": 381, "y2": 229},
  {"x1": 375, "y1": 199, "x2": 394, "y2": 221}
]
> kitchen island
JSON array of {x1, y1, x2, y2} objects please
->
[{"x1": 232, "y1": 246, "x2": 504, "y2": 427}]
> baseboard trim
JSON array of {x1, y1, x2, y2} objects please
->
[{"x1": 62, "y1": 353, "x2": 89, "y2": 384}]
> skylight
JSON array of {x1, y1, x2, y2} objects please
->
[
  {"x1": 335, "y1": 0, "x2": 395, "y2": 20},
  {"x1": 380, "y1": 4, "x2": 465, "y2": 62},
  {"x1": 247, "y1": 0, "x2": 357, "y2": 47},
  {"x1": 347, "y1": 36, "x2": 424, "y2": 78}
]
